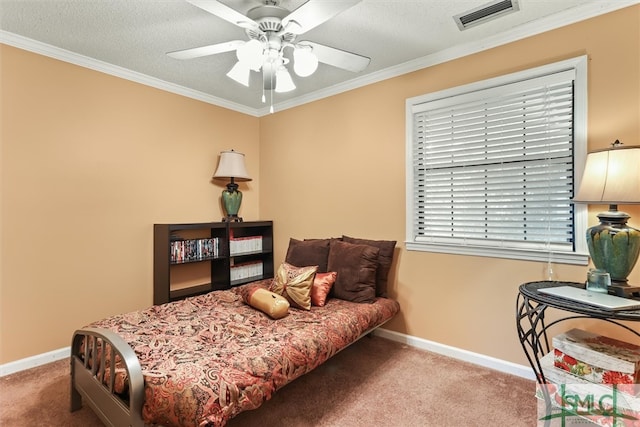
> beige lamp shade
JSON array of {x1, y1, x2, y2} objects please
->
[
  {"x1": 573, "y1": 145, "x2": 640, "y2": 204},
  {"x1": 572, "y1": 143, "x2": 640, "y2": 288},
  {"x1": 212, "y1": 150, "x2": 252, "y2": 181}
]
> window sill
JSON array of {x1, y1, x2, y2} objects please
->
[{"x1": 405, "y1": 242, "x2": 589, "y2": 265}]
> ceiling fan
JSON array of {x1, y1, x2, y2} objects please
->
[{"x1": 167, "y1": 0, "x2": 371, "y2": 103}]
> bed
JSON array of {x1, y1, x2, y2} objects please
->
[{"x1": 70, "y1": 236, "x2": 400, "y2": 427}]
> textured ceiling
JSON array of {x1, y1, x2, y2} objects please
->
[{"x1": 1, "y1": 0, "x2": 638, "y2": 116}]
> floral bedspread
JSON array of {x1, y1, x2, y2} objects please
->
[{"x1": 86, "y1": 280, "x2": 400, "y2": 427}]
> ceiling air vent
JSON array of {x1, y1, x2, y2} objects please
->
[{"x1": 453, "y1": 0, "x2": 520, "y2": 31}]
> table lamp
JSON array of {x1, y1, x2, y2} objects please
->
[
  {"x1": 573, "y1": 140, "x2": 640, "y2": 292},
  {"x1": 212, "y1": 150, "x2": 251, "y2": 222}
]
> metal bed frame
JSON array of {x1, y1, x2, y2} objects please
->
[
  {"x1": 70, "y1": 327, "x2": 145, "y2": 427},
  {"x1": 69, "y1": 320, "x2": 392, "y2": 426}
]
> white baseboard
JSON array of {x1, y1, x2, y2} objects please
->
[
  {"x1": 1, "y1": 332, "x2": 536, "y2": 380},
  {"x1": 374, "y1": 328, "x2": 536, "y2": 380},
  {"x1": 0, "y1": 346, "x2": 70, "y2": 377}
]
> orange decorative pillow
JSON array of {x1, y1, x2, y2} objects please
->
[
  {"x1": 311, "y1": 272, "x2": 337, "y2": 307},
  {"x1": 269, "y1": 262, "x2": 317, "y2": 310}
]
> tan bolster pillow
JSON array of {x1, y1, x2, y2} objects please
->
[{"x1": 247, "y1": 287, "x2": 290, "y2": 319}]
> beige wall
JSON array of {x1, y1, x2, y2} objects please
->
[
  {"x1": 1, "y1": 46, "x2": 261, "y2": 362},
  {"x1": 1, "y1": 5, "x2": 639, "y2": 365},
  {"x1": 259, "y1": 5, "x2": 640, "y2": 364}
]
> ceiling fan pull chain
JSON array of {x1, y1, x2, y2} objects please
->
[{"x1": 270, "y1": 69, "x2": 274, "y2": 114}]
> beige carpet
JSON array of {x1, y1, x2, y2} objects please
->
[{"x1": 0, "y1": 336, "x2": 537, "y2": 426}]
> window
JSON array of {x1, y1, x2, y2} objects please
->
[{"x1": 406, "y1": 56, "x2": 589, "y2": 264}]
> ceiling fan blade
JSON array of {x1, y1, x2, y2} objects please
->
[
  {"x1": 282, "y1": 0, "x2": 362, "y2": 35},
  {"x1": 298, "y1": 41, "x2": 370, "y2": 73},
  {"x1": 185, "y1": 0, "x2": 259, "y2": 31},
  {"x1": 167, "y1": 40, "x2": 245, "y2": 60}
]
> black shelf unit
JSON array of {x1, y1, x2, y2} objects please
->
[{"x1": 153, "y1": 221, "x2": 273, "y2": 305}]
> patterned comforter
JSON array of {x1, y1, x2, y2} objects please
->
[{"x1": 86, "y1": 279, "x2": 400, "y2": 427}]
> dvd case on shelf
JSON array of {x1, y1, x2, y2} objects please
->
[{"x1": 170, "y1": 237, "x2": 220, "y2": 263}]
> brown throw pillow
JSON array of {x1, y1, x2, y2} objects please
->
[
  {"x1": 285, "y1": 238, "x2": 331, "y2": 273},
  {"x1": 342, "y1": 235, "x2": 396, "y2": 297},
  {"x1": 269, "y1": 262, "x2": 317, "y2": 310},
  {"x1": 327, "y1": 240, "x2": 379, "y2": 303}
]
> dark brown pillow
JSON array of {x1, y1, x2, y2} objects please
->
[
  {"x1": 327, "y1": 240, "x2": 379, "y2": 303},
  {"x1": 285, "y1": 238, "x2": 330, "y2": 273},
  {"x1": 342, "y1": 235, "x2": 396, "y2": 297}
]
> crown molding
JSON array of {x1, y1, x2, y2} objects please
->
[
  {"x1": 269, "y1": 0, "x2": 639, "y2": 115},
  {"x1": 2, "y1": 0, "x2": 638, "y2": 117},
  {"x1": 0, "y1": 30, "x2": 261, "y2": 117}
]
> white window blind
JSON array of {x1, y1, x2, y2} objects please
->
[{"x1": 406, "y1": 58, "x2": 589, "y2": 264}]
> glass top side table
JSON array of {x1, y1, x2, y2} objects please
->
[{"x1": 516, "y1": 281, "x2": 640, "y2": 425}]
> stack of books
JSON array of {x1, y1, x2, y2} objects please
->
[
  {"x1": 229, "y1": 236, "x2": 263, "y2": 255},
  {"x1": 230, "y1": 261, "x2": 263, "y2": 283}
]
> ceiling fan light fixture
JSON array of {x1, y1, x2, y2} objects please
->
[
  {"x1": 226, "y1": 61, "x2": 251, "y2": 87},
  {"x1": 275, "y1": 67, "x2": 296, "y2": 93},
  {"x1": 169, "y1": 0, "x2": 370, "y2": 104},
  {"x1": 236, "y1": 39, "x2": 264, "y2": 71},
  {"x1": 293, "y1": 47, "x2": 318, "y2": 77}
]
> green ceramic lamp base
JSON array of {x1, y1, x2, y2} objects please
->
[
  {"x1": 586, "y1": 208, "x2": 640, "y2": 286},
  {"x1": 221, "y1": 181, "x2": 243, "y2": 222}
]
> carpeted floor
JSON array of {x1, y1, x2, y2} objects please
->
[{"x1": 0, "y1": 336, "x2": 537, "y2": 426}]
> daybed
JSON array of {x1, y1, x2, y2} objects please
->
[{"x1": 70, "y1": 236, "x2": 400, "y2": 427}]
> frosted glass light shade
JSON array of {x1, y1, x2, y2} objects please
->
[
  {"x1": 236, "y1": 39, "x2": 264, "y2": 71},
  {"x1": 275, "y1": 67, "x2": 296, "y2": 93},
  {"x1": 226, "y1": 62, "x2": 250, "y2": 87},
  {"x1": 293, "y1": 47, "x2": 318, "y2": 77}
]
